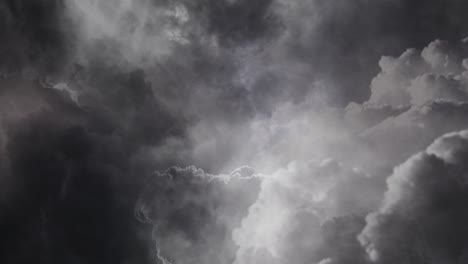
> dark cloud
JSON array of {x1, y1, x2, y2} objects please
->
[
  {"x1": 194, "y1": 0, "x2": 280, "y2": 46},
  {"x1": 251, "y1": 0, "x2": 468, "y2": 105},
  {"x1": 0, "y1": 68, "x2": 185, "y2": 263},
  {"x1": 359, "y1": 130, "x2": 468, "y2": 264},
  {"x1": 136, "y1": 166, "x2": 261, "y2": 264},
  {"x1": 0, "y1": 0, "x2": 71, "y2": 75},
  {"x1": 0, "y1": 78, "x2": 161, "y2": 264},
  {"x1": 4, "y1": 0, "x2": 468, "y2": 264}
]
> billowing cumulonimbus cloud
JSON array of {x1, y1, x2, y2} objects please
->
[
  {"x1": 4, "y1": 1, "x2": 468, "y2": 264},
  {"x1": 343, "y1": 39, "x2": 468, "y2": 172},
  {"x1": 228, "y1": 37, "x2": 468, "y2": 264},
  {"x1": 136, "y1": 36, "x2": 468, "y2": 264},
  {"x1": 0, "y1": 1, "x2": 279, "y2": 262},
  {"x1": 233, "y1": 159, "x2": 382, "y2": 264},
  {"x1": 368, "y1": 39, "x2": 468, "y2": 107},
  {"x1": 247, "y1": 0, "x2": 468, "y2": 105},
  {"x1": 359, "y1": 130, "x2": 468, "y2": 264}
]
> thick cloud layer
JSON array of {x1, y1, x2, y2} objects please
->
[
  {"x1": 3, "y1": 1, "x2": 468, "y2": 264},
  {"x1": 230, "y1": 37, "x2": 468, "y2": 264},
  {"x1": 0, "y1": 0, "x2": 69, "y2": 75},
  {"x1": 0, "y1": 76, "x2": 170, "y2": 263}
]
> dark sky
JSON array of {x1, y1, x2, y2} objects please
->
[{"x1": 2, "y1": 1, "x2": 468, "y2": 264}]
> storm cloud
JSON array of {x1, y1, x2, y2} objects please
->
[
  {"x1": 359, "y1": 130, "x2": 468, "y2": 264},
  {"x1": 3, "y1": 0, "x2": 468, "y2": 264}
]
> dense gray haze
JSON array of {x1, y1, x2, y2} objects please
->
[{"x1": 2, "y1": 0, "x2": 468, "y2": 263}]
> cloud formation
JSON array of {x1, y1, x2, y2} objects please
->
[
  {"x1": 359, "y1": 130, "x2": 468, "y2": 264},
  {"x1": 136, "y1": 166, "x2": 261, "y2": 264},
  {"x1": 4, "y1": 1, "x2": 468, "y2": 264},
  {"x1": 233, "y1": 160, "x2": 381, "y2": 264}
]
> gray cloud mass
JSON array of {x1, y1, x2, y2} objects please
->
[{"x1": 2, "y1": 1, "x2": 468, "y2": 264}]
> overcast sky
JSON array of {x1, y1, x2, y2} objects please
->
[{"x1": 2, "y1": 1, "x2": 468, "y2": 264}]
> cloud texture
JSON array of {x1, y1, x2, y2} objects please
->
[{"x1": 3, "y1": 1, "x2": 468, "y2": 264}]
